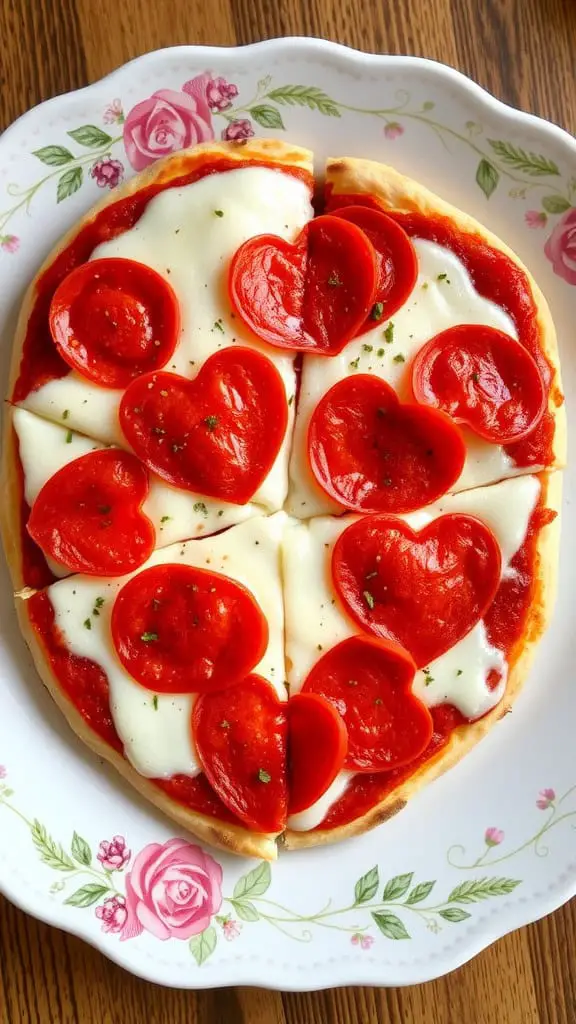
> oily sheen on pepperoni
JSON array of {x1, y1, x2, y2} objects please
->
[
  {"x1": 302, "y1": 636, "x2": 432, "y2": 772},
  {"x1": 412, "y1": 324, "x2": 546, "y2": 444},
  {"x1": 332, "y1": 514, "x2": 502, "y2": 667},
  {"x1": 111, "y1": 564, "x2": 268, "y2": 694},
  {"x1": 287, "y1": 693, "x2": 348, "y2": 813},
  {"x1": 333, "y1": 206, "x2": 418, "y2": 329},
  {"x1": 193, "y1": 675, "x2": 288, "y2": 833},
  {"x1": 119, "y1": 347, "x2": 288, "y2": 503},
  {"x1": 27, "y1": 449, "x2": 155, "y2": 576},
  {"x1": 49, "y1": 258, "x2": 180, "y2": 388},
  {"x1": 308, "y1": 375, "x2": 466, "y2": 513},
  {"x1": 229, "y1": 216, "x2": 378, "y2": 354}
]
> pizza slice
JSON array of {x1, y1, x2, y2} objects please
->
[
  {"x1": 3, "y1": 407, "x2": 259, "y2": 590},
  {"x1": 284, "y1": 158, "x2": 565, "y2": 518},
  {"x1": 281, "y1": 472, "x2": 560, "y2": 844},
  {"x1": 8, "y1": 139, "x2": 314, "y2": 514},
  {"x1": 17, "y1": 514, "x2": 289, "y2": 861}
]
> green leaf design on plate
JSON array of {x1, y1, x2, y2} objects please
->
[
  {"x1": 266, "y1": 85, "x2": 341, "y2": 118},
  {"x1": 57, "y1": 167, "x2": 83, "y2": 204},
  {"x1": 31, "y1": 819, "x2": 75, "y2": 871},
  {"x1": 371, "y1": 911, "x2": 410, "y2": 940},
  {"x1": 67, "y1": 125, "x2": 113, "y2": 148},
  {"x1": 71, "y1": 831, "x2": 92, "y2": 867},
  {"x1": 405, "y1": 880, "x2": 435, "y2": 905},
  {"x1": 381, "y1": 872, "x2": 413, "y2": 901},
  {"x1": 354, "y1": 865, "x2": 379, "y2": 904},
  {"x1": 447, "y1": 877, "x2": 521, "y2": 904},
  {"x1": 439, "y1": 907, "x2": 471, "y2": 923},
  {"x1": 422, "y1": 101, "x2": 435, "y2": 110},
  {"x1": 32, "y1": 145, "x2": 74, "y2": 167},
  {"x1": 542, "y1": 195, "x2": 571, "y2": 214},
  {"x1": 233, "y1": 861, "x2": 271, "y2": 899},
  {"x1": 250, "y1": 105, "x2": 285, "y2": 130},
  {"x1": 476, "y1": 158, "x2": 499, "y2": 199},
  {"x1": 64, "y1": 883, "x2": 108, "y2": 908},
  {"x1": 230, "y1": 899, "x2": 259, "y2": 922},
  {"x1": 487, "y1": 140, "x2": 560, "y2": 177},
  {"x1": 190, "y1": 924, "x2": 217, "y2": 965}
]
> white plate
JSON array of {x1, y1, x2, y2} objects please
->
[{"x1": 0, "y1": 38, "x2": 574, "y2": 990}]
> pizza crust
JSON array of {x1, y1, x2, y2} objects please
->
[
  {"x1": 325, "y1": 157, "x2": 566, "y2": 472},
  {"x1": 284, "y1": 469, "x2": 561, "y2": 849},
  {"x1": 0, "y1": 409, "x2": 28, "y2": 592},
  {"x1": 15, "y1": 591, "x2": 280, "y2": 861}
]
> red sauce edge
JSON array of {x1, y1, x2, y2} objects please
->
[
  {"x1": 12, "y1": 156, "x2": 313, "y2": 403},
  {"x1": 321, "y1": 490, "x2": 556, "y2": 829},
  {"x1": 324, "y1": 188, "x2": 557, "y2": 468}
]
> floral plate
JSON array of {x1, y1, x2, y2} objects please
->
[{"x1": 0, "y1": 38, "x2": 575, "y2": 990}]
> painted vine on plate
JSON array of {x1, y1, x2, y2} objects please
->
[
  {"x1": 1, "y1": 72, "x2": 574, "y2": 284},
  {"x1": 3, "y1": 767, "x2": 573, "y2": 965}
]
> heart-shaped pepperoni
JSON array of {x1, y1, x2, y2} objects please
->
[
  {"x1": 27, "y1": 449, "x2": 155, "y2": 576},
  {"x1": 111, "y1": 564, "x2": 268, "y2": 694},
  {"x1": 287, "y1": 693, "x2": 348, "y2": 813},
  {"x1": 119, "y1": 347, "x2": 288, "y2": 503},
  {"x1": 302, "y1": 636, "x2": 432, "y2": 771},
  {"x1": 332, "y1": 515, "x2": 502, "y2": 667},
  {"x1": 193, "y1": 675, "x2": 288, "y2": 833},
  {"x1": 229, "y1": 216, "x2": 378, "y2": 354},
  {"x1": 333, "y1": 206, "x2": 418, "y2": 330},
  {"x1": 308, "y1": 375, "x2": 466, "y2": 513},
  {"x1": 49, "y1": 258, "x2": 180, "y2": 388},
  {"x1": 412, "y1": 324, "x2": 546, "y2": 444}
]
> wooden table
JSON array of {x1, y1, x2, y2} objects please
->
[{"x1": 1, "y1": 1, "x2": 575, "y2": 1021}]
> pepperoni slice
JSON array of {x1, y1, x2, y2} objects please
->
[
  {"x1": 332, "y1": 514, "x2": 502, "y2": 667},
  {"x1": 302, "y1": 637, "x2": 432, "y2": 772},
  {"x1": 193, "y1": 675, "x2": 288, "y2": 833},
  {"x1": 49, "y1": 258, "x2": 180, "y2": 388},
  {"x1": 308, "y1": 375, "x2": 466, "y2": 513},
  {"x1": 229, "y1": 216, "x2": 378, "y2": 354},
  {"x1": 287, "y1": 693, "x2": 348, "y2": 813},
  {"x1": 111, "y1": 564, "x2": 268, "y2": 694},
  {"x1": 27, "y1": 449, "x2": 155, "y2": 575},
  {"x1": 412, "y1": 324, "x2": 546, "y2": 444},
  {"x1": 333, "y1": 206, "x2": 418, "y2": 329},
  {"x1": 119, "y1": 347, "x2": 288, "y2": 503}
]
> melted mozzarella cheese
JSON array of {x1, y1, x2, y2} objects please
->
[
  {"x1": 13, "y1": 408, "x2": 257, "y2": 576},
  {"x1": 287, "y1": 238, "x2": 519, "y2": 518},
  {"x1": 47, "y1": 514, "x2": 288, "y2": 778},
  {"x1": 287, "y1": 771, "x2": 353, "y2": 832},
  {"x1": 22, "y1": 167, "x2": 314, "y2": 511},
  {"x1": 283, "y1": 476, "x2": 540, "y2": 829}
]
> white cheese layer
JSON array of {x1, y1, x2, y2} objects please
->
[
  {"x1": 283, "y1": 475, "x2": 540, "y2": 830},
  {"x1": 287, "y1": 238, "x2": 521, "y2": 518},
  {"x1": 13, "y1": 407, "x2": 257, "y2": 577},
  {"x1": 47, "y1": 514, "x2": 288, "y2": 779},
  {"x1": 22, "y1": 167, "x2": 314, "y2": 511}
]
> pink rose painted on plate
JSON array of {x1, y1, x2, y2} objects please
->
[
  {"x1": 97, "y1": 835, "x2": 131, "y2": 871},
  {"x1": 1, "y1": 235, "x2": 19, "y2": 254},
  {"x1": 103, "y1": 98, "x2": 124, "y2": 125},
  {"x1": 351, "y1": 932, "x2": 374, "y2": 949},
  {"x1": 384, "y1": 122, "x2": 404, "y2": 140},
  {"x1": 536, "y1": 788, "x2": 556, "y2": 810},
  {"x1": 123, "y1": 76, "x2": 215, "y2": 171},
  {"x1": 0, "y1": 766, "x2": 6, "y2": 779},
  {"x1": 201, "y1": 76, "x2": 239, "y2": 112},
  {"x1": 484, "y1": 827, "x2": 504, "y2": 847},
  {"x1": 544, "y1": 208, "x2": 576, "y2": 285},
  {"x1": 222, "y1": 119, "x2": 255, "y2": 142},
  {"x1": 120, "y1": 838, "x2": 222, "y2": 941},
  {"x1": 222, "y1": 917, "x2": 241, "y2": 941},
  {"x1": 96, "y1": 895, "x2": 128, "y2": 934},
  {"x1": 90, "y1": 158, "x2": 124, "y2": 190}
]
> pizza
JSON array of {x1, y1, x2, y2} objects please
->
[{"x1": 1, "y1": 139, "x2": 564, "y2": 861}]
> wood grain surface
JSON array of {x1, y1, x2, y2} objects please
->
[{"x1": 1, "y1": 0, "x2": 575, "y2": 1021}]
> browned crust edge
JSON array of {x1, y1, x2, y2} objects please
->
[
  {"x1": 324, "y1": 156, "x2": 566, "y2": 472},
  {"x1": 284, "y1": 470, "x2": 562, "y2": 849}
]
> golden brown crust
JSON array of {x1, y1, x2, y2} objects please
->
[
  {"x1": 284, "y1": 470, "x2": 561, "y2": 849},
  {"x1": 16, "y1": 592, "x2": 279, "y2": 861},
  {"x1": 0, "y1": 411, "x2": 27, "y2": 592},
  {"x1": 325, "y1": 157, "x2": 566, "y2": 471}
]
